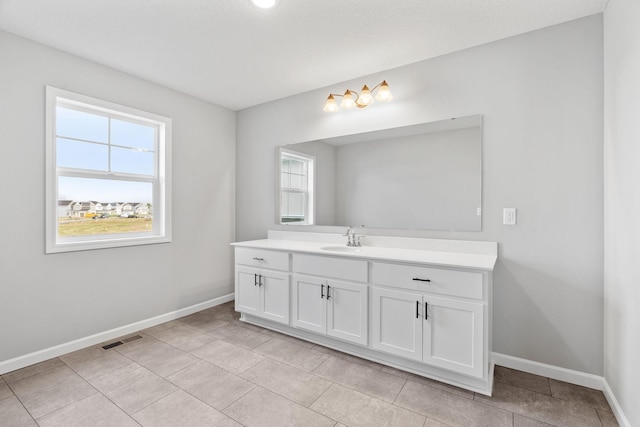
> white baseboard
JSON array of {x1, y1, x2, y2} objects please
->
[
  {"x1": 601, "y1": 378, "x2": 632, "y2": 427},
  {"x1": 0, "y1": 293, "x2": 234, "y2": 375},
  {"x1": 493, "y1": 352, "x2": 630, "y2": 427},
  {"x1": 492, "y1": 352, "x2": 603, "y2": 389}
]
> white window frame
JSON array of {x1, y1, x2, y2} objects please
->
[
  {"x1": 275, "y1": 147, "x2": 315, "y2": 225},
  {"x1": 45, "y1": 86, "x2": 172, "y2": 253}
]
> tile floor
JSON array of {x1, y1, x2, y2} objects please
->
[{"x1": 0, "y1": 301, "x2": 618, "y2": 427}]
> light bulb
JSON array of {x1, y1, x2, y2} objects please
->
[
  {"x1": 341, "y1": 90, "x2": 356, "y2": 109},
  {"x1": 356, "y1": 85, "x2": 373, "y2": 107},
  {"x1": 323, "y1": 95, "x2": 339, "y2": 113},
  {"x1": 374, "y1": 80, "x2": 393, "y2": 102},
  {"x1": 250, "y1": 0, "x2": 279, "y2": 9}
]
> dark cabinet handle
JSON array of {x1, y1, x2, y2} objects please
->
[
  {"x1": 425, "y1": 301, "x2": 429, "y2": 320},
  {"x1": 258, "y1": 274, "x2": 263, "y2": 286},
  {"x1": 254, "y1": 273, "x2": 258, "y2": 286},
  {"x1": 416, "y1": 301, "x2": 419, "y2": 318},
  {"x1": 326, "y1": 285, "x2": 331, "y2": 300},
  {"x1": 253, "y1": 257, "x2": 264, "y2": 261},
  {"x1": 321, "y1": 284, "x2": 324, "y2": 299},
  {"x1": 412, "y1": 278, "x2": 431, "y2": 282}
]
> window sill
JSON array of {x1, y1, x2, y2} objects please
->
[{"x1": 46, "y1": 234, "x2": 171, "y2": 254}]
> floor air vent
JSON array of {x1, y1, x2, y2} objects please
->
[
  {"x1": 102, "y1": 334, "x2": 143, "y2": 349},
  {"x1": 102, "y1": 341, "x2": 123, "y2": 350}
]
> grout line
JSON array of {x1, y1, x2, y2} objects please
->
[
  {"x1": 383, "y1": 382, "x2": 446, "y2": 425},
  {"x1": 218, "y1": 381, "x2": 258, "y2": 413},
  {"x1": 392, "y1": 380, "x2": 410, "y2": 406},
  {"x1": 306, "y1": 381, "x2": 334, "y2": 409},
  {"x1": 493, "y1": 377, "x2": 613, "y2": 414},
  {"x1": 227, "y1": 349, "x2": 341, "y2": 419},
  {"x1": 473, "y1": 386, "x2": 603, "y2": 427},
  {"x1": 2, "y1": 360, "x2": 64, "y2": 386},
  {"x1": 390, "y1": 377, "x2": 408, "y2": 403},
  {"x1": 33, "y1": 391, "x2": 101, "y2": 422},
  {"x1": 130, "y1": 388, "x2": 181, "y2": 418},
  {"x1": 90, "y1": 383, "x2": 143, "y2": 427},
  {"x1": 5, "y1": 381, "x2": 39, "y2": 425},
  {"x1": 7, "y1": 361, "x2": 100, "y2": 417},
  {"x1": 515, "y1": 414, "x2": 554, "y2": 426}
]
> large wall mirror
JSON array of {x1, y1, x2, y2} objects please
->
[{"x1": 275, "y1": 114, "x2": 482, "y2": 231}]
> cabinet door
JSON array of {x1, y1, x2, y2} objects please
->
[
  {"x1": 372, "y1": 287, "x2": 422, "y2": 362},
  {"x1": 326, "y1": 280, "x2": 368, "y2": 346},
  {"x1": 291, "y1": 274, "x2": 326, "y2": 334},
  {"x1": 260, "y1": 270, "x2": 290, "y2": 325},
  {"x1": 423, "y1": 295, "x2": 484, "y2": 378},
  {"x1": 236, "y1": 267, "x2": 260, "y2": 315}
]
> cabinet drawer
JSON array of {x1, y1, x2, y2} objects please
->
[
  {"x1": 371, "y1": 262, "x2": 483, "y2": 300},
  {"x1": 235, "y1": 247, "x2": 289, "y2": 271},
  {"x1": 293, "y1": 254, "x2": 367, "y2": 282}
]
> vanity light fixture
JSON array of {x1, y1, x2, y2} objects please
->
[
  {"x1": 250, "y1": 0, "x2": 279, "y2": 9},
  {"x1": 323, "y1": 80, "x2": 393, "y2": 112}
]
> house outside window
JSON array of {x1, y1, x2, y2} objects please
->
[
  {"x1": 45, "y1": 87, "x2": 172, "y2": 253},
  {"x1": 278, "y1": 148, "x2": 314, "y2": 225}
]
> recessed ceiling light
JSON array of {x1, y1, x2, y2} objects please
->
[{"x1": 250, "y1": 0, "x2": 279, "y2": 9}]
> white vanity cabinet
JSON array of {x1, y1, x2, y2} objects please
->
[
  {"x1": 371, "y1": 286, "x2": 423, "y2": 361},
  {"x1": 292, "y1": 275, "x2": 368, "y2": 345},
  {"x1": 371, "y1": 261, "x2": 486, "y2": 379},
  {"x1": 422, "y1": 295, "x2": 483, "y2": 378},
  {"x1": 372, "y1": 287, "x2": 484, "y2": 378},
  {"x1": 232, "y1": 234, "x2": 496, "y2": 395},
  {"x1": 235, "y1": 248, "x2": 290, "y2": 325},
  {"x1": 292, "y1": 254, "x2": 368, "y2": 346}
]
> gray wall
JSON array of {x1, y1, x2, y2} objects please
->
[
  {"x1": 335, "y1": 127, "x2": 481, "y2": 231},
  {"x1": 604, "y1": 0, "x2": 640, "y2": 425},
  {"x1": 237, "y1": 16, "x2": 604, "y2": 375},
  {"x1": 0, "y1": 31, "x2": 236, "y2": 363}
]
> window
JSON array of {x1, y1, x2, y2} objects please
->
[
  {"x1": 277, "y1": 148, "x2": 314, "y2": 224},
  {"x1": 46, "y1": 87, "x2": 171, "y2": 253}
]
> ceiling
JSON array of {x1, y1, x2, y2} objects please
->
[{"x1": 0, "y1": 0, "x2": 607, "y2": 111}]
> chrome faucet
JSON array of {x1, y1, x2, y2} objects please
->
[{"x1": 344, "y1": 226, "x2": 361, "y2": 247}]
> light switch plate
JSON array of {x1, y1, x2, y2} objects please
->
[{"x1": 503, "y1": 208, "x2": 517, "y2": 225}]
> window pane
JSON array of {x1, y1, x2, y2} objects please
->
[
  {"x1": 281, "y1": 159, "x2": 291, "y2": 173},
  {"x1": 281, "y1": 172, "x2": 290, "y2": 188},
  {"x1": 57, "y1": 138, "x2": 108, "y2": 171},
  {"x1": 289, "y1": 174, "x2": 305, "y2": 190},
  {"x1": 111, "y1": 146, "x2": 155, "y2": 175},
  {"x1": 289, "y1": 159, "x2": 305, "y2": 174},
  {"x1": 288, "y1": 192, "x2": 305, "y2": 216},
  {"x1": 111, "y1": 119, "x2": 156, "y2": 151},
  {"x1": 281, "y1": 191, "x2": 305, "y2": 223},
  {"x1": 56, "y1": 107, "x2": 108, "y2": 143},
  {"x1": 57, "y1": 176, "x2": 153, "y2": 237}
]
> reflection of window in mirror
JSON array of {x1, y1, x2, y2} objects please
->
[{"x1": 279, "y1": 149, "x2": 314, "y2": 225}]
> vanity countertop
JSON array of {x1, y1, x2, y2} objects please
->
[{"x1": 232, "y1": 238, "x2": 497, "y2": 271}]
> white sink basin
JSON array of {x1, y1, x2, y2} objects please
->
[{"x1": 320, "y1": 246, "x2": 362, "y2": 253}]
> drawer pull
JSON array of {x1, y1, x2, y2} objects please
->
[
  {"x1": 252, "y1": 257, "x2": 265, "y2": 261},
  {"x1": 321, "y1": 284, "x2": 324, "y2": 299},
  {"x1": 412, "y1": 277, "x2": 431, "y2": 282},
  {"x1": 416, "y1": 300, "x2": 420, "y2": 318},
  {"x1": 425, "y1": 301, "x2": 429, "y2": 320},
  {"x1": 326, "y1": 285, "x2": 331, "y2": 300}
]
